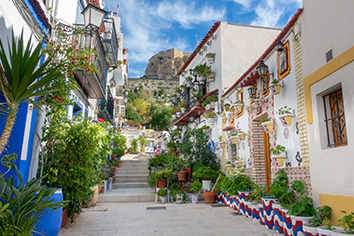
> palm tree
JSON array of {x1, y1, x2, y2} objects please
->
[{"x1": 0, "y1": 30, "x2": 64, "y2": 155}]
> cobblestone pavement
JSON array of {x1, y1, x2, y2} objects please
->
[{"x1": 59, "y1": 202, "x2": 282, "y2": 236}]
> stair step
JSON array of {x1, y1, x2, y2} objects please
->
[
  {"x1": 116, "y1": 177, "x2": 148, "y2": 183},
  {"x1": 97, "y1": 188, "x2": 155, "y2": 203},
  {"x1": 113, "y1": 182, "x2": 150, "y2": 188}
]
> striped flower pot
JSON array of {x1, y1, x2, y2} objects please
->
[
  {"x1": 273, "y1": 203, "x2": 284, "y2": 233},
  {"x1": 262, "y1": 197, "x2": 279, "y2": 230},
  {"x1": 303, "y1": 225, "x2": 318, "y2": 236},
  {"x1": 259, "y1": 204, "x2": 265, "y2": 225},
  {"x1": 238, "y1": 191, "x2": 252, "y2": 215},
  {"x1": 291, "y1": 216, "x2": 314, "y2": 236},
  {"x1": 244, "y1": 201, "x2": 253, "y2": 218},
  {"x1": 251, "y1": 204, "x2": 260, "y2": 222},
  {"x1": 282, "y1": 208, "x2": 293, "y2": 236}
]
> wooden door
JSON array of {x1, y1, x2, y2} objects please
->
[{"x1": 263, "y1": 129, "x2": 271, "y2": 189}]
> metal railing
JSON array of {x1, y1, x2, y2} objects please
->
[{"x1": 102, "y1": 18, "x2": 119, "y2": 68}]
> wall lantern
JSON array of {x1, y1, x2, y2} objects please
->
[
  {"x1": 276, "y1": 41, "x2": 284, "y2": 52},
  {"x1": 82, "y1": 4, "x2": 108, "y2": 30},
  {"x1": 256, "y1": 59, "x2": 268, "y2": 78},
  {"x1": 248, "y1": 86, "x2": 257, "y2": 99},
  {"x1": 123, "y1": 98, "x2": 128, "y2": 103}
]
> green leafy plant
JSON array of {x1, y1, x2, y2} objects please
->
[
  {"x1": 309, "y1": 205, "x2": 332, "y2": 228},
  {"x1": 271, "y1": 79, "x2": 279, "y2": 84},
  {"x1": 249, "y1": 184, "x2": 269, "y2": 203},
  {"x1": 185, "y1": 76, "x2": 193, "y2": 82},
  {"x1": 276, "y1": 106, "x2": 292, "y2": 115},
  {"x1": 131, "y1": 138, "x2": 139, "y2": 153},
  {"x1": 224, "y1": 103, "x2": 230, "y2": 111},
  {"x1": 139, "y1": 136, "x2": 148, "y2": 154},
  {"x1": 206, "y1": 112, "x2": 216, "y2": 119},
  {"x1": 338, "y1": 211, "x2": 354, "y2": 234},
  {"x1": 155, "y1": 169, "x2": 173, "y2": 182},
  {"x1": 157, "y1": 188, "x2": 168, "y2": 196},
  {"x1": 202, "y1": 94, "x2": 218, "y2": 108},
  {"x1": 269, "y1": 169, "x2": 294, "y2": 207},
  {"x1": 288, "y1": 180, "x2": 316, "y2": 217},
  {"x1": 193, "y1": 167, "x2": 217, "y2": 181},
  {"x1": 226, "y1": 161, "x2": 231, "y2": 165},
  {"x1": 190, "y1": 180, "x2": 202, "y2": 194},
  {"x1": 270, "y1": 145, "x2": 286, "y2": 155},
  {"x1": 206, "y1": 53, "x2": 215, "y2": 58},
  {"x1": 0, "y1": 168, "x2": 67, "y2": 234},
  {"x1": 0, "y1": 31, "x2": 66, "y2": 156}
]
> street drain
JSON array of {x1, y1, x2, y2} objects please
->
[
  {"x1": 146, "y1": 206, "x2": 166, "y2": 210},
  {"x1": 210, "y1": 204, "x2": 225, "y2": 208},
  {"x1": 230, "y1": 212, "x2": 241, "y2": 216}
]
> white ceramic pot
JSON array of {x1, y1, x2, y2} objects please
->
[
  {"x1": 202, "y1": 180, "x2": 212, "y2": 191},
  {"x1": 159, "y1": 196, "x2": 167, "y2": 204},
  {"x1": 291, "y1": 215, "x2": 314, "y2": 236},
  {"x1": 303, "y1": 224, "x2": 318, "y2": 236},
  {"x1": 176, "y1": 194, "x2": 184, "y2": 204},
  {"x1": 190, "y1": 193, "x2": 199, "y2": 204},
  {"x1": 318, "y1": 226, "x2": 344, "y2": 236}
]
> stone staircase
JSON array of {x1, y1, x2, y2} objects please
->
[{"x1": 98, "y1": 155, "x2": 155, "y2": 203}]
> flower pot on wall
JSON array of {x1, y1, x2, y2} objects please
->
[
  {"x1": 181, "y1": 107, "x2": 186, "y2": 113},
  {"x1": 222, "y1": 117, "x2": 227, "y2": 124},
  {"x1": 225, "y1": 164, "x2": 232, "y2": 172},
  {"x1": 210, "y1": 101, "x2": 216, "y2": 108},
  {"x1": 172, "y1": 114, "x2": 177, "y2": 120},
  {"x1": 279, "y1": 114, "x2": 292, "y2": 126},
  {"x1": 262, "y1": 121, "x2": 274, "y2": 133},
  {"x1": 270, "y1": 84, "x2": 281, "y2": 95},
  {"x1": 254, "y1": 99, "x2": 263, "y2": 107},
  {"x1": 207, "y1": 56, "x2": 214, "y2": 65},
  {"x1": 123, "y1": 59, "x2": 128, "y2": 64},
  {"x1": 220, "y1": 141, "x2": 226, "y2": 149},
  {"x1": 231, "y1": 136, "x2": 239, "y2": 143},
  {"x1": 235, "y1": 103, "x2": 243, "y2": 114},
  {"x1": 272, "y1": 151, "x2": 287, "y2": 167},
  {"x1": 239, "y1": 132, "x2": 246, "y2": 141},
  {"x1": 246, "y1": 106, "x2": 253, "y2": 114},
  {"x1": 208, "y1": 76, "x2": 215, "y2": 82},
  {"x1": 176, "y1": 112, "x2": 182, "y2": 118},
  {"x1": 123, "y1": 48, "x2": 128, "y2": 55}
]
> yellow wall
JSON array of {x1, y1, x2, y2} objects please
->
[
  {"x1": 304, "y1": 46, "x2": 354, "y2": 125},
  {"x1": 319, "y1": 193, "x2": 354, "y2": 226}
]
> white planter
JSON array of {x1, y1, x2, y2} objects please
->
[
  {"x1": 189, "y1": 193, "x2": 199, "y2": 204},
  {"x1": 202, "y1": 180, "x2": 212, "y2": 191},
  {"x1": 159, "y1": 196, "x2": 167, "y2": 204},
  {"x1": 207, "y1": 56, "x2": 214, "y2": 65},
  {"x1": 210, "y1": 101, "x2": 216, "y2": 108},
  {"x1": 271, "y1": 152, "x2": 287, "y2": 167},
  {"x1": 176, "y1": 112, "x2": 182, "y2": 118},
  {"x1": 303, "y1": 225, "x2": 318, "y2": 235},
  {"x1": 318, "y1": 226, "x2": 344, "y2": 236},
  {"x1": 176, "y1": 194, "x2": 184, "y2": 204},
  {"x1": 205, "y1": 104, "x2": 211, "y2": 110},
  {"x1": 172, "y1": 114, "x2": 176, "y2": 120},
  {"x1": 291, "y1": 215, "x2": 314, "y2": 236},
  {"x1": 181, "y1": 107, "x2": 186, "y2": 113}
]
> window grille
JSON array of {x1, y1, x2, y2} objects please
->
[{"x1": 323, "y1": 88, "x2": 347, "y2": 147}]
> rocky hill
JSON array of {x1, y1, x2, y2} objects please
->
[{"x1": 128, "y1": 48, "x2": 190, "y2": 101}]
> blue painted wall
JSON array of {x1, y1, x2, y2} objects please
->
[{"x1": 0, "y1": 0, "x2": 47, "y2": 184}]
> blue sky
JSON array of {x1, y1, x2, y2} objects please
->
[{"x1": 104, "y1": 0, "x2": 302, "y2": 78}]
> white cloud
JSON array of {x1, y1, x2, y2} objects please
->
[
  {"x1": 105, "y1": 0, "x2": 226, "y2": 77},
  {"x1": 232, "y1": 0, "x2": 252, "y2": 9}
]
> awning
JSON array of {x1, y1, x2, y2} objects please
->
[
  {"x1": 173, "y1": 106, "x2": 205, "y2": 126},
  {"x1": 241, "y1": 71, "x2": 259, "y2": 87},
  {"x1": 222, "y1": 126, "x2": 235, "y2": 131}
]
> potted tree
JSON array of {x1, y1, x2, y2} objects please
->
[
  {"x1": 270, "y1": 78, "x2": 281, "y2": 95},
  {"x1": 270, "y1": 144, "x2": 287, "y2": 167},
  {"x1": 277, "y1": 106, "x2": 293, "y2": 126},
  {"x1": 193, "y1": 166, "x2": 217, "y2": 192}
]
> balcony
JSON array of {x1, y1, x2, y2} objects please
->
[
  {"x1": 98, "y1": 89, "x2": 114, "y2": 124},
  {"x1": 73, "y1": 26, "x2": 108, "y2": 100},
  {"x1": 172, "y1": 100, "x2": 205, "y2": 126},
  {"x1": 102, "y1": 18, "x2": 119, "y2": 68}
]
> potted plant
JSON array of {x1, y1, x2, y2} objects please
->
[
  {"x1": 206, "y1": 53, "x2": 215, "y2": 64},
  {"x1": 238, "y1": 130, "x2": 246, "y2": 141},
  {"x1": 261, "y1": 118, "x2": 274, "y2": 133},
  {"x1": 156, "y1": 169, "x2": 173, "y2": 188},
  {"x1": 277, "y1": 106, "x2": 293, "y2": 126},
  {"x1": 270, "y1": 78, "x2": 281, "y2": 95},
  {"x1": 336, "y1": 211, "x2": 354, "y2": 235},
  {"x1": 234, "y1": 172, "x2": 255, "y2": 216},
  {"x1": 177, "y1": 158, "x2": 188, "y2": 180},
  {"x1": 224, "y1": 103, "x2": 231, "y2": 112},
  {"x1": 269, "y1": 169, "x2": 294, "y2": 233},
  {"x1": 303, "y1": 205, "x2": 332, "y2": 236},
  {"x1": 234, "y1": 157, "x2": 244, "y2": 168},
  {"x1": 193, "y1": 167, "x2": 217, "y2": 191},
  {"x1": 179, "y1": 101, "x2": 187, "y2": 113},
  {"x1": 185, "y1": 76, "x2": 193, "y2": 87},
  {"x1": 221, "y1": 112, "x2": 228, "y2": 124},
  {"x1": 230, "y1": 131, "x2": 239, "y2": 143},
  {"x1": 116, "y1": 160, "x2": 123, "y2": 167},
  {"x1": 193, "y1": 64, "x2": 205, "y2": 77},
  {"x1": 157, "y1": 188, "x2": 168, "y2": 204},
  {"x1": 249, "y1": 184, "x2": 269, "y2": 224},
  {"x1": 189, "y1": 180, "x2": 202, "y2": 203},
  {"x1": 246, "y1": 105, "x2": 253, "y2": 114},
  {"x1": 270, "y1": 144, "x2": 287, "y2": 167},
  {"x1": 288, "y1": 180, "x2": 316, "y2": 236},
  {"x1": 202, "y1": 95, "x2": 218, "y2": 108},
  {"x1": 253, "y1": 98, "x2": 263, "y2": 107},
  {"x1": 234, "y1": 100, "x2": 244, "y2": 114},
  {"x1": 225, "y1": 161, "x2": 232, "y2": 172}
]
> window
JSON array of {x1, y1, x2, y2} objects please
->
[{"x1": 323, "y1": 88, "x2": 347, "y2": 147}]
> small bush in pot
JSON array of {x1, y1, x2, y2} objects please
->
[
  {"x1": 309, "y1": 205, "x2": 332, "y2": 228},
  {"x1": 193, "y1": 167, "x2": 217, "y2": 181},
  {"x1": 288, "y1": 180, "x2": 316, "y2": 217},
  {"x1": 269, "y1": 169, "x2": 294, "y2": 207},
  {"x1": 338, "y1": 211, "x2": 354, "y2": 234}
]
